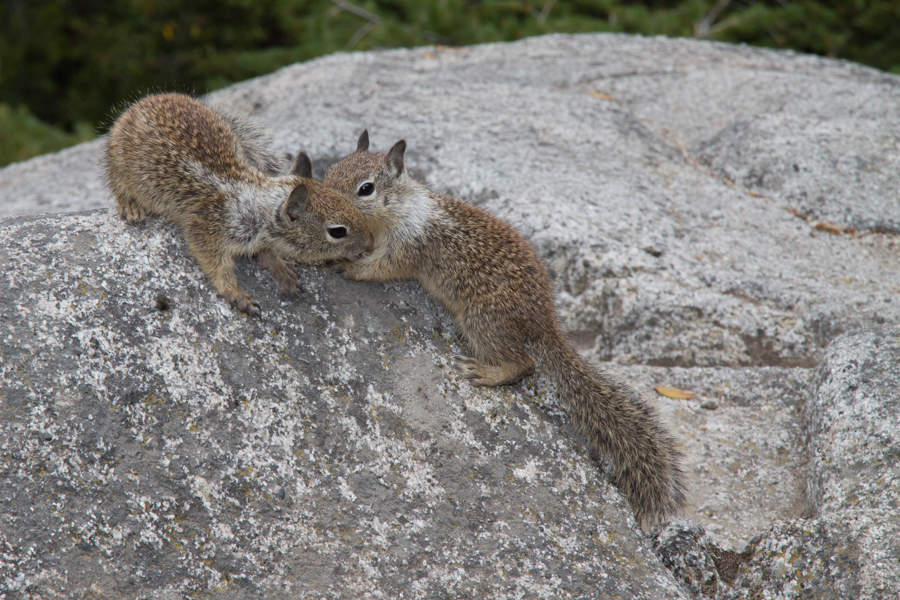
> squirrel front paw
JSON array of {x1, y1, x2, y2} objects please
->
[
  {"x1": 257, "y1": 253, "x2": 303, "y2": 296},
  {"x1": 276, "y1": 276, "x2": 302, "y2": 296},
  {"x1": 331, "y1": 259, "x2": 360, "y2": 281},
  {"x1": 221, "y1": 288, "x2": 261, "y2": 316}
]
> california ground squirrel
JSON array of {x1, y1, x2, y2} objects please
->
[
  {"x1": 324, "y1": 131, "x2": 686, "y2": 529},
  {"x1": 104, "y1": 93, "x2": 374, "y2": 315}
]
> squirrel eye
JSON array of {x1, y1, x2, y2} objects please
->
[
  {"x1": 327, "y1": 226, "x2": 348, "y2": 239},
  {"x1": 357, "y1": 182, "x2": 375, "y2": 197}
]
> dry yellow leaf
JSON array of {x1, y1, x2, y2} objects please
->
[
  {"x1": 814, "y1": 221, "x2": 856, "y2": 235},
  {"x1": 654, "y1": 385, "x2": 696, "y2": 399},
  {"x1": 590, "y1": 91, "x2": 616, "y2": 101}
]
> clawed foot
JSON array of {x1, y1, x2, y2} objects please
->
[
  {"x1": 331, "y1": 259, "x2": 360, "y2": 281},
  {"x1": 257, "y1": 254, "x2": 303, "y2": 296},
  {"x1": 117, "y1": 202, "x2": 151, "y2": 225},
  {"x1": 454, "y1": 355, "x2": 533, "y2": 387},
  {"x1": 277, "y1": 276, "x2": 302, "y2": 296},
  {"x1": 454, "y1": 355, "x2": 492, "y2": 387},
  {"x1": 221, "y1": 288, "x2": 261, "y2": 317}
]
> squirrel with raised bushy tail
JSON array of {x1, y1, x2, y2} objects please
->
[
  {"x1": 104, "y1": 93, "x2": 373, "y2": 315},
  {"x1": 325, "y1": 131, "x2": 686, "y2": 529}
]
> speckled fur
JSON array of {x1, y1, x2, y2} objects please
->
[
  {"x1": 104, "y1": 93, "x2": 373, "y2": 314},
  {"x1": 325, "y1": 132, "x2": 686, "y2": 529}
]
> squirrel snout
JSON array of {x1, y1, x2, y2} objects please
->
[{"x1": 347, "y1": 232, "x2": 374, "y2": 260}]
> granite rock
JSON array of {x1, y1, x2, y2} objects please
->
[
  {"x1": 1, "y1": 33, "x2": 899, "y2": 598},
  {"x1": 659, "y1": 328, "x2": 900, "y2": 599},
  {"x1": 723, "y1": 511, "x2": 900, "y2": 600},
  {"x1": 806, "y1": 328, "x2": 900, "y2": 515},
  {"x1": 0, "y1": 212, "x2": 686, "y2": 599}
]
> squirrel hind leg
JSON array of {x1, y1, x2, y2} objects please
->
[
  {"x1": 454, "y1": 316, "x2": 536, "y2": 386},
  {"x1": 114, "y1": 192, "x2": 153, "y2": 224},
  {"x1": 454, "y1": 354, "x2": 535, "y2": 387}
]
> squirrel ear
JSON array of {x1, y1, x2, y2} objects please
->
[
  {"x1": 387, "y1": 140, "x2": 406, "y2": 176},
  {"x1": 289, "y1": 151, "x2": 313, "y2": 178},
  {"x1": 284, "y1": 183, "x2": 309, "y2": 221},
  {"x1": 356, "y1": 130, "x2": 370, "y2": 153}
]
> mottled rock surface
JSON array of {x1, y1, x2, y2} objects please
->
[
  {"x1": 725, "y1": 512, "x2": 899, "y2": 600},
  {"x1": 653, "y1": 521, "x2": 749, "y2": 598},
  {"x1": 806, "y1": 328, "x2": 900, "y2": 516},
  {"x1": 1, "y1": 33, "x2": 899, "y2": 598},
  {"x1": 731, "y1": 326, "x2": 900, "y2": 600},
  {"x1": 0, "y1": 212, "x2": 685, "y2": 599},
  {"x1": 657, "y1": 328, "x2": 900, "y2": 599}
]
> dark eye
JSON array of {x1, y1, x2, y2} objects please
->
[
  {"x1": 358, "y1": 182, "x2": 375, "y2": 197},
  {"x1": 328, "y1": 226, "x2": 348, "y2": 239}
]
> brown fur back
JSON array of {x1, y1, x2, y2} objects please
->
[
  {"x1": 105, "y1": 93, "x2": 266, "y2": 223},
  {"x1": 103, "y1": 93, "x2": 374, "y2": 314}
]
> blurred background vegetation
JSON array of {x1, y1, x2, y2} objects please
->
[{"x1": 2, "y1": 0, "x2": 899, "y2": 167}]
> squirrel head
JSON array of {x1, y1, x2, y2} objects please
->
[
  {"x1": 271, "y1": 151, "x2": 374, "y2": 262},
  {"x1": 324, "y1": 130, "x2": 415, "y2": 215}
]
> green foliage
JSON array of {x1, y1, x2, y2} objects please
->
[
  {"x1": 0, "y1": 104, "x2": 95, "y2": 167},
  {"x1": 1, "y1": 0, "x2": 899, "y2": 167}
]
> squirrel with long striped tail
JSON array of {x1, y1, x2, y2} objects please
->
[{"x1": 324, "y1": 131, "x2": 686, "y2": 529}]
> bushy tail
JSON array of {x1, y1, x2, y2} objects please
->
[{"x1": 534, "y1": 331, "x2": 686, "y2": 530}]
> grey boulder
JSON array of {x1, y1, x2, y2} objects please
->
[
  {"x1": 1, "y1": 32, "x2": 899, "y2": 598},
  {"x1": 655, "y1": 327, "x2": 900, "y2": 599},
  {"x1": 0, "y1": 211, "x2": 683, "y2": 598}
]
